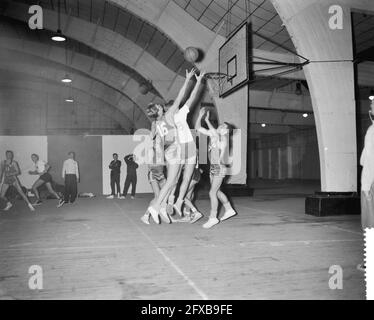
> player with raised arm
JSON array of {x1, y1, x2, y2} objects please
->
[
  {"x1": 195, "y1": 109, "x2": 237, "y2": 229},
  {"x1": 144, "y1": 68, "x2": 199, "y2": 224}
]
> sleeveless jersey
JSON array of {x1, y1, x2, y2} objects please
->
[
  {"x1": 155, "y1": 115, "x2": 177, "y2": 149},
  {"x1": 3, "y1": 160, "x2": 18, "y2": 184}
]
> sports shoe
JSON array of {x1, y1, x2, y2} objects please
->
[
  {"x1": 203, "y1": 218, "x2": 219, "y2": 229},
  {"x1": 28, "y1": 204, "x2": 35, "y2": 212},
  {"x1": 131, "y1": 196, "x2": 135, "y2": 200},
  {"x1": 119, "y1": 195, "x2": 126, "y2": 200},
  {"x1": 57, "y1": 199, "x2": 65, "y2": 208},
  {"x1": 147, "y1": 207, "x2": 160, "y2": 224},
  {"x1": 190, "y1": 212, "x2": 203, "y2": 224},
  {"x1": 140, "y1": 215, "x2": 150, "y2": 225},
  {"x1": 220, "y1": 209, "x2": 237, "y2": 222},
  {"x1": 159, "y1": 208, "x2": 171, "y2": 224},
  {"x1": 3, "y1": 202, "x2": 13, "y2": 211},
  {"x1": 106, "y1": 195, "x2": 115, "y2": 199},
  {"x1": 33, "y1": 200, "x2": 43, "y2": 206}
]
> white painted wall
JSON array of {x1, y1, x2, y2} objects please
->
[
  {"x1": 102, "y1": 135, "x2": 152, "y2": 195},
  {"x1": 0, "y1": 136, "x2": 48, "y2": 188}
]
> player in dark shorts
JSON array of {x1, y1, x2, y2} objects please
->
[
  {"x1": 29, "y1": 154, "x2": 62, "y2": 206},
  {"x1": 0, "y1": 150, "x2": 35, "y2": 212}
]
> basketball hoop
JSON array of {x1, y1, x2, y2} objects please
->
[{"x1": 205, "y1": 72, "x2": 230, "y2": 98}]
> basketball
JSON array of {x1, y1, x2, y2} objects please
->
[
  {"x1": 139, "y1": 82, "x2": 150, "y2": 95},
  {"x1": 184, "y1": 47, "x2": 199, "y2": 63}
]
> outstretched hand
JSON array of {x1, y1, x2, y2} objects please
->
[
  {"x1": 186, "y1": 68, "x2": 197, "y2": 80},
  {"x1": 195, "y1": 70, "x2": 206, "y2": 82}
]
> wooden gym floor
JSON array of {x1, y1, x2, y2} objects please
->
[{"x1": 0, "y1": 191, "x2": 365, "y2": 300}]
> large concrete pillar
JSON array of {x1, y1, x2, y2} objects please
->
[{"x1": 271, "y1": 0, "x2": 357, "y2": 193}]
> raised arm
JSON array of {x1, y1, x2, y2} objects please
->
[
  {"x1": 185, "y1": 71, "x2": 206, "y2": 110},
  {"x1": 195, "y1": 108, "x2": 211, "y2": 136},
  {"x1": 204, "y1": 111, "x2": 217, "y2": 134},
  {"x1": 124, "y1": 155, "x2": 132, "y2": 164},
  {"x1": 167, "y1": 68, "x2": 197, "y2": 115}
]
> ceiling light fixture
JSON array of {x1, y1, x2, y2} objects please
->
[
  {"x1": 261, "y1": 123, "x2": 266, "y2": 128},
  {"x1": 51, "y1": 29, "x2": 66, "y2": 42},
  {"x1": 65, "y1": 97, "x2": 74, "y2": 103},
  {"x1": 61, "y1": 74, "x2": 72, "y2": 83},
  {"x1": 303, "y1": 113, "x2": 309, "y2": 118},
  {"x1": 369, "y1": 89, "x2": 374, "y2": 101},
  {"x1": 52, "y1": 0, "x2": 66, "y2": 42}
]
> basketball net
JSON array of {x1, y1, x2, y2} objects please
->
[{"x1": 205, "y1": 73, "x2": 230, "y2": 98}]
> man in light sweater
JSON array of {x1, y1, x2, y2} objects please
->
[
  {"x1": 358, "y1": 99, "x2": 374, "y2": 271},
  {"x1": 58, "y1": 151, "x2": 79, "y2": 208}
]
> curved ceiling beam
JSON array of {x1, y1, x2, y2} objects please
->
[
  {"x1": 0, "y1": 17, "x2": 158, "y2": 127},
  {"x1": 108, "y1": 0, "x2": 218, "y2": 52},
  {"x1": 0, "y1": 73, "x2": 133, "y2": 133},
  {"x1": 0, "y1": 46, "x2": 148, "y2": 128},
  {"x1": 7, "y1": 0, "x2": 193, "y2": 76},
  {"x1": 0, "y1": 15, "x2": 162, "y2": 98},
  {"x1": 2, "y1": 1, "x2": 187, "y2": 101}
]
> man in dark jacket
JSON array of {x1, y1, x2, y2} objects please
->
[
  {"x1": 107, "y1": 153, "x2": 122, "y2": 199},
  {"x1": 122, "y1": 154, "x2": 138, "y2": 199}
]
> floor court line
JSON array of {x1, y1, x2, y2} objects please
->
[
  {"x1": 0, "y1": 238, "x2": 363, "y2": 252},
  {"x1": 113, "y1": 202, "x2": 209, "y2": 300},
  {"x1": 325, "y1": 225, "x2": 363, "y2": 236}
]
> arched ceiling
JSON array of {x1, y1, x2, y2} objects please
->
[
  {"x1": 173, "y1": 0, "x2": 296, "y2": 54},
  {"x1": 0, "y1": 0, "x2": 195, "y2": 133},
  {"x1": 5, "y1": 0, "x2": 194, "y2": 76},
  {"x1": 1, "y1": 0, "x2": 373, "y2": 137}
]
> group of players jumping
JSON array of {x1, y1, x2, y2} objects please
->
[
  {"x1": 141, "y1": 68, "x2": 237, "y2": 229},
  {"x1": 0, "y1": 68, "x2": 237, "y2": 229}
]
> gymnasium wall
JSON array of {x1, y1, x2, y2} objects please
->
[
  {"x1": 0, "y1": 136, "x2": 48, "y2": 188},
  {"x1": 0, "y1": 135, "x2": 152, "y2": 195},
  {"x1": 48, "y1": 136, "x2": 103, "y2": 195},
  {"x1": 102, "y1": 135, "x2": 152, "y2": 195},
  {"x1": 250, "y1": 128, "x2": 321, "y2": 181}
]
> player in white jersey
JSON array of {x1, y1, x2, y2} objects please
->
[{"x1": 145, "y1": 68, "x2": 205, "y2": 224}]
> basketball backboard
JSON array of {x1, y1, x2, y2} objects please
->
[{"x1": 218, "y1": 22, "x2": 250, "y2": 98}]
